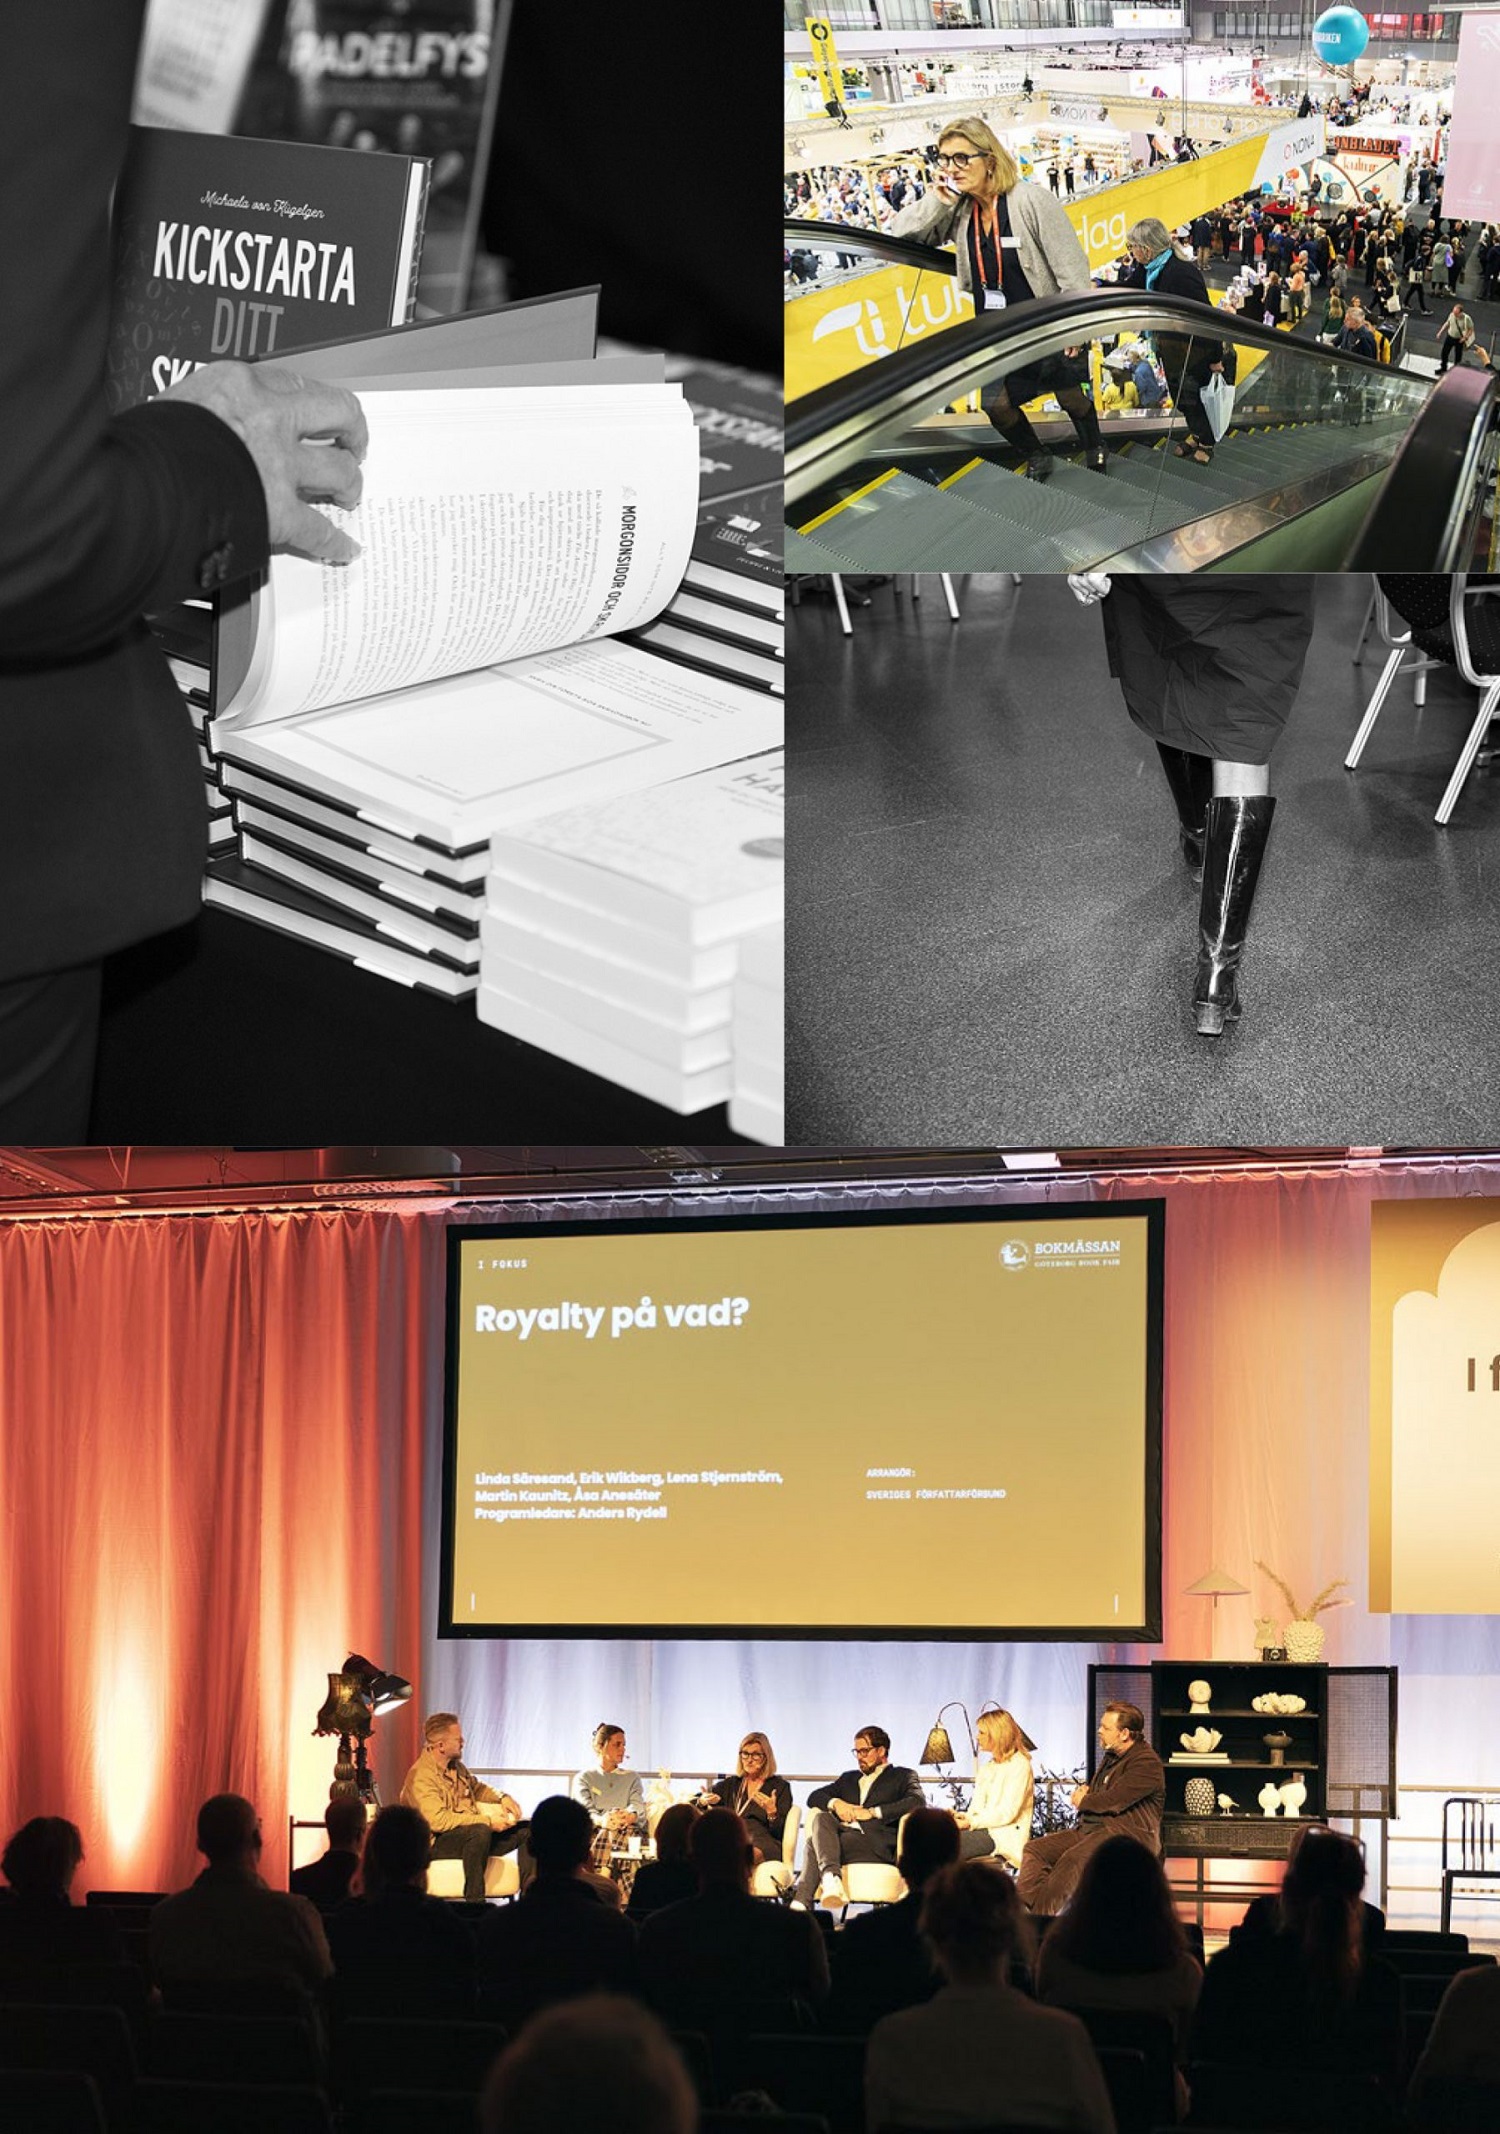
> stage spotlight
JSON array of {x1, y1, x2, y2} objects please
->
[{"x1": 344, "y1": 1652, "x2": 414, "y2": 1716}]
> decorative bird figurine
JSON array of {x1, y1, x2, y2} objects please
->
[{"x1": 1216, "y1": 1793, "x2": 1237, "y2": 1814}]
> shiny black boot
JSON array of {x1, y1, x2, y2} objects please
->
[
  {"x1": 1193, "y1": 795, "x2": 1276, "y2": 1036},
  {"x1": 1155, "y1": 744, "x2": 1215, "y2": 881},
  {"x1": 1071, "y1": 402, "x2": 1108, "y2": 473},
  {"x1": 986, "y1": 404, "x2": 1054, "y2": 481}
]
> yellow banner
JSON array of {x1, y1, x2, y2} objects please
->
[
  {"x1": 805, "y1": 16, "x2": 841, "y2": 108},
  {"x1": 786, "y1": 258, "x2": 976, "y2": 400},
  {"x1": 1064, "y1": 138, "x2": 1271, "y2": 269}
]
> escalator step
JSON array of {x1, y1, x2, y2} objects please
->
[
  {"x1": 923, "y1": 461, "x2": 1166, "y2": 568},
  {"x1": 794, "y1": 470, "x2": 1067, "y2": 571},
  {"x1": 785, "y1": 527, "x2": 876, "y2": 572}
]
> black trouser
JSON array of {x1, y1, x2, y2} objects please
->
[
  {"x1": 982, "y1": 350, "x2": 1093, "y2": 448},
  {"x1": 429, "y1": 1820, "x2": 533, "y2": 1901},
  {"x1": 1439, "y1": 335, "x2": 1467, "y2": 373},
  {"x1": 0, "y1": 962, "x2": 101, "y2": 1137}
]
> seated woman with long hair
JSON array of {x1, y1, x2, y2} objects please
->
[
  {"x1": 865, "y1": 1860, "x2": 1114, "y2": 2133},
  {"x1": 1189, "y1": 1827, "x2": 1403, "y2": 2118},
  {"x1": 1036, "y1": 1833, "x2": 1201, "y2": 2106},
  {"x1": 955, "y1": 1708, "x2": 1034, "y2": 1870}
]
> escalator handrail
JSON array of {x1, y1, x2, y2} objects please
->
[
  {"x1": 1347, "y1": 365, "x2": 1499, "y2": 571},
  {"x1": 783, "y1": 216, "x2": 958, "y2": 276},
  {"x1": 786, "y1": 284, "x2": 1403, "y2": 482}
]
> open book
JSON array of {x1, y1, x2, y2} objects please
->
[{"x1": 208, "y1": 370, "x2": 782, "y2": 846}]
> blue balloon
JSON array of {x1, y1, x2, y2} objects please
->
[{"x1": 1312, "y1": 6, "x2": 1370, "y2": 68}]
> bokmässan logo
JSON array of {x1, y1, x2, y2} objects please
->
[{"x1": 1003, "y1": 1235, "x2": 1123, "y2": 1270}]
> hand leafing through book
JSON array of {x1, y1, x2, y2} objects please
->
[{"x1": 160, "y1": 362, "x2": 369, "y2": 565}]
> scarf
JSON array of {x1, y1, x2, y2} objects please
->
[{"x1": 1143, "y1": 246, "x2": 1174, "y2": 288}]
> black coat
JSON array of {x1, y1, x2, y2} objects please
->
[
  {"x1": 1, "y1": 0, "x2": 269, "y2": 983},
  {"x1": 1102, "y1": 580, "x2": 1317, "y2": 765}
]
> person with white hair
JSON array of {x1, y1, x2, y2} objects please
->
[{"x1": 1117, "y1": 216, "x2": 1226, "y2": 468}]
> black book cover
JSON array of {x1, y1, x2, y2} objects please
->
[{"x1": 106, "y1": 124, "x2": 428, "y2": 411}]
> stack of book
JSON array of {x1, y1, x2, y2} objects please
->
[
  {"x1": 478, "y1": 751, "x2": 784, "y2": 1117},
  {"x1": 729, "y1": 925, "x2": 785, "y2": 1145}
]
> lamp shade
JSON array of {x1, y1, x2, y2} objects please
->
[
  {"x1": 1184, "y1": 1567, "x2": 1249, "y2": 1598},
  {"x1": 344, "y1": 1652, "x2": 413, "y2": 1716},
  {"x1": 921, "y1": 1724, "x2": 955, "y2": 1766},
  {"x1": 314, "y1": 1671, "x2": 373, "y2": 1739}
]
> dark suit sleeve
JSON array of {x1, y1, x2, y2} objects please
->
[
  {"x1": 0, "y1": 1, "x2": 268, "y2": 671},
  {"x1": 869, "y1": 1766, "x2": 926, "y2": 1826},
  {"x1": 807, "y1": 1778, "x2": 839, "y2": 1812},
  {"x1": 1077, "y1": 1744, "x2": 1164, "y2": 1817}
]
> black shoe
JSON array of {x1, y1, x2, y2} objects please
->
[
  {"x1": 1025, "y1": 450, "x2": 1055, "y2": 482},
  {"x1": 1193, "y1": 795, "x2": 1276, "y2": 1035},
  {"x1": 1155, "y1": 744, "x2": 1214, "y2": 882}
]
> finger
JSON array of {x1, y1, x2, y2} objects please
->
[
  {"x1": 278, "y1": 501, "x2": 362, "y2": 565},
  {"x1": 276, "y1": 376, "x2": 370, "y2": 458},
  {"x1": 297, "y1": 440, "x2": 364, "y2": 508}
]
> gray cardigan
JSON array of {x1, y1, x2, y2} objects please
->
[{"x1": 886, "y1": 181, "x2": 1092, "y2": 300}]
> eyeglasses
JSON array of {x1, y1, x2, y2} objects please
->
[
  {"x1": 935, "y1": 150, "x2": 981, "y2": 170},
  {"x1": 853, "y1": 1743, "x2": 881, "y2": 1755}
]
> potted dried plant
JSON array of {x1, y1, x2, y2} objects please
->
[{"x1": 1253, "y1": 1564, "x2": 1351, "y2": 1663}]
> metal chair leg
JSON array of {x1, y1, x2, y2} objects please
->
[
  {"x1": 829, "y1": 574, "x2": 853, "y2": 637},
  {"x1": 939, "y1": 573, "x2": 961, "y2": 620},
  {"x1": 1345, "y1": 646, "x2": 1409, "y2": 769},
  {"x1": 1435, "y1": 677, "x2": 1500, "y2": 824},
  {"x1": 1352, "y1": 582, "x2": 1377, "y2": 667}
]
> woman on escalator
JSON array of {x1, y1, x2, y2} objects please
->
[
  {"x1": 1116, "y1": 217, "x2": 1227, "y2": 468},
  {"x1": 883, "y1": 114, "x2": 1102, "y2": 485},
  {"x1": 1066, "y1": 574, "x2": 1316, "y2": 1039}
]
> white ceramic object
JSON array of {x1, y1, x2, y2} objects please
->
[
  {"x1": 1278, "y1": 1773, "x2": 1307, "y2": 1818},
  {"x1": 1179, "y1": 1727, "x2": 1223, "y2": 1754},
  {"x1": 1188, "y1": 1678, "x2": 1212, "y2": 1711},
  {"x1": 1259, "y1": 1781, "x2": 1282, "y2": 1816}
]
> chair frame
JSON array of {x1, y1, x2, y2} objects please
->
[
  {"x1": 1440, "y1": 1794, "x2": 1500, "y2": 1934},
  {"x1": 1346, "y1": 574, "x2": 1500, "y2": 824}
]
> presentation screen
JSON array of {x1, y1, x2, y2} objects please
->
[
  {"x1": 440, "y1": 1202, "x2": 1164, "y2": 1640},
  {"x1": 1370, "y1": 1196, "x2": 1500, "y2": 1611}
]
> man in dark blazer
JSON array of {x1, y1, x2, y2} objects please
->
[
  {"x1": 1, "y1": 0, "x2": 366, "y2": 1136},
  {"x1": 1016, "y1": 1701, "x2": 1165, "y2": 1916},
  {"x1": 791, "y1": 1723, "x2": 926, "y2": 1909}
]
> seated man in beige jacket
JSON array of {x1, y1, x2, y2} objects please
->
[{"x1": 401, "y1": 1710, "x2": 533, "y2": 1901}]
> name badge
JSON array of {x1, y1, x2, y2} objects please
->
[{"x1": 983, "y1": 287, "x2": 1008, "y2": 310}]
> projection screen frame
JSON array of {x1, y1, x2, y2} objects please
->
[{"x1": 438, "y1": 1199, "x2": 1165, "y2": 1643}]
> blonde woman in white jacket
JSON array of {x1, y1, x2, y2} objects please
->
[{"x1": 955, "y1": 1708, "x2": 1035, "y2": 1869}]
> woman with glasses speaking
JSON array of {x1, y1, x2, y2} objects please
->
[
  {"x1": 699, "y1": 1731, "x2": 791, "y2": 1869},
  {"x1": 885, "y1": 114, "x2": 1102, "y2": 483}
]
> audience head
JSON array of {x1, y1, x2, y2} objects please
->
[
  {"x1": 362, "y1": 1803, "x2": 433, "y2": 1894},
  {"x1": 920, "y1": 1859, "x2": 1031, "y2": 1986},
  {"x1": 651, "y1": 1803, "x2": 701, "y2": 1868},
  {"x1": 690, "y1": 1808, "x2": 754, "y2": 1893},
  {"x1": 854, "y1": 1724, "x2": 890, "y2": 1767},
  {"x1": 325, "y1": 1797, "x2": 368, "y2": 1851},
  {"x1": 737, "y1": 1730, "x2": 777, "y2": 1777},
  {"x1": 592, "y1": 1722, "x2": 627, "y2": 1771},
  {"x1": 480, "y1": 1994, "x2": 695, "y2": 2134},
  {"x1": 1049, "y1": 1834, "x2": 1187, "y2": 1975},
  {"x1": 529, "y1": 1794, "x2": 595, "y2": 1876},
  {"x1": 1277, "y1": 1823, "x2": 1366, "y2": 2006},
  {"x1": 977, "y1": 1708, "x2": 1026, "y2": 1760},
  {"x1": 2, "y1": 1816, "x2": 85, "y2": 1898},
  {"x1": 897, "y1": 1806, "x2": 962, "y2": 1892},
  {"x1": 196, "y1": 1794, "x2": 261, "y2": 1867}
]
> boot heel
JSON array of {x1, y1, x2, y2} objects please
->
[{"x1": 1195, "y1": 1000, "x2": 1227, "y2": 1036}]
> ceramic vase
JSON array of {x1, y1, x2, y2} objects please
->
[
  {"x1": 1258, "y1": 1781, "x2": 1282, "y2": 1816},
  {"x1": 1283, "y1": 1620, "x2": 1325, "y2": 1663},
  {"x1": 1263, "y1": 1731, "x2": 1292, "y2": 1766},
  {"x1": 1184, "y1": 1776, "x2": 1217, "y2": 1817},
  {"x1": 1278, "y1": 1773, "x2": 1307, "y2": 1817}
]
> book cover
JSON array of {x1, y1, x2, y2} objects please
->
[
  {"x1": 672, "y1": 361, "x2": 784, "y2": 504},
  {"x1": 684, "y1": 482, "x2": 785, "y2": 608},
  {"x1": 106, "y1": 122, "x2": 428, "y2": 410}
]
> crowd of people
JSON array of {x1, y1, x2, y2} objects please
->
[{"x1": 4, "y1": 1692, "x2": 1500, "y2": 2132}]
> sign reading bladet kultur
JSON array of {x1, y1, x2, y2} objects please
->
[{"x1": 105, "y1": 125, "x2": 428, "y2": 411}]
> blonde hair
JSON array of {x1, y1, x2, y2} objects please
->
[
  {"x1": 738, "y1": 1730, "x2": 777, "y2": 1777},
  {"x1": 937, "y1": 116, "x2": 1018, "y2": 196},
  {"x1": 977, "y1": 1708, "x2": 1025, "y2": 1760}
]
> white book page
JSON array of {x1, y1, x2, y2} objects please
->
[
  {"x1": 224, "y1": 385, "x2": 698, "y2": 727},
  {"x1": 219, "y1": 640, "x2": 785, "y2": 841},
  {"x1": 503, "y1": 752, "x2": 785, "y2": 908}
]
